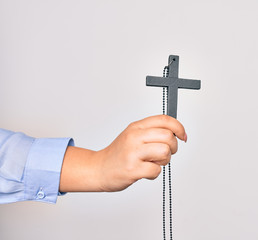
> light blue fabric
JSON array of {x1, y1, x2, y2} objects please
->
[{"x1": 0, "y1": 128, "x2": 74, "y2": 204}]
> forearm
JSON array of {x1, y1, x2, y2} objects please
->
[{"x1": 59, "y1": 146, "x2": 103, "y2": 192}]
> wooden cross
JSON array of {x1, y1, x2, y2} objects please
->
[{"x1": 146, "y1": 55, "x2": 201, "y2": 118}]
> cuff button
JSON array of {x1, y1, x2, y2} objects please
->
[{"x1": 37, "y1": 188, "x2": 45, "y2": 199}]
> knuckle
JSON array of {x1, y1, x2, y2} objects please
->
[
  {"x1": 162, "y1": 130, "x2": 173, "y2": 142},
  {"x1": 171, "y1": 148, "x2": 177, "y2": 155},
  {"x1": 171, "y1": 140, "x2": 178, "y2": 154},
  {"x1": 124, "y1": 128, "x2": 137, "y2": 142},
  {"x1": 161, "y1": 144, "x2": 171, "y2": 158},
  {"x1": 128, "y1": 122, "x2": 136, "y2": 129},
  {"x1": 161, "y1": 159, "x2": 170, "y2": 166},
  {"x1": 128, "y1": 120, "x2": 143, "y2": 130}
]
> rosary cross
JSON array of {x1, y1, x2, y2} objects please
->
[{"x1": 146, "y1": 55, "x2": 201, "y2": 118}]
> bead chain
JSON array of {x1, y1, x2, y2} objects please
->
[{"x1": 162, "y1": 66, "x2": 173, "y2": 240}]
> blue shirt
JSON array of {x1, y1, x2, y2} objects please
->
[{"x1": 0, "y1": 128, "x2": 74, "y2": 204}]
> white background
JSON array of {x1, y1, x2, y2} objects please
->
[{"x1": 0, "y1": 0, "x2": 258, "y2": 239}]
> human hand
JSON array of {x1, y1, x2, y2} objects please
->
[
  {"x1": 59, "y1": 115, "x2": 186, "y2": 193},
  {"x1": 96, "y1": 115, "x2": 187, "y2": 192}
]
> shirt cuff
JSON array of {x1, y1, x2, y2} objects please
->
[{"x1": 23, "y1": 137, "x2": 74, "y2": 204}]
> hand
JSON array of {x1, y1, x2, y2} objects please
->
[
  {"x1": 96, "y1": 115, "x2": 187, "y2": 192},
  {"x1": 59, "y1": 115, "x2": 187, "y2": 193}
]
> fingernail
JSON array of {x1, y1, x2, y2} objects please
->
[{"x1": 184, "y1": 133, "x2": 187, "y2": 143}]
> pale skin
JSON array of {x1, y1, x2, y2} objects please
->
[{"x1": 59, "y1": 115, "x2": 187, "y2": 193}]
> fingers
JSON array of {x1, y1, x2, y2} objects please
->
[
  {"x1": 139, "y1": 143, "x2": 172, "y2": 166},
  {"x1": 138, "y1": 128, "x2": 178, "y2": 154},
  {"x1": 137, "y1": 162, "x2": 162, "y2": 180},
  {"x1": 121, "y1": 115, "x2": 186, "y2": 183},
  {"x1": 130, "y1": 115, "x2": 186, "y2": 142},
  {"x1": 129, "y1": 142, "x2": 174, "y2": 181}
]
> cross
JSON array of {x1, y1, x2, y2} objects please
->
[{"x1": 146, "y1": 55, "x2": 201, "y2": 118}]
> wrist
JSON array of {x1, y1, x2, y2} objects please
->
[{"x1": 59, "y1": 146, "x2": 104, "y2": 192}]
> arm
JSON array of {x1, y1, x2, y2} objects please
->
[
  {"x1": 59, "y1": 115, "x2": 187, "y2": 193},
  {"x1": 0, "y1": 128, "x2": 73, "y2": 204},
  {"x1": 0, "y1": 115, "x2": 186, "y2": 204}
]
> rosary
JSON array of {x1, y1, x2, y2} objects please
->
[{"x1": 146, "y1": 55, "x2": 201, "y2": 239}]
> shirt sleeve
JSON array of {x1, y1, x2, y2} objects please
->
[{"x1": 0, "y1": 128, "x2": 74, "y2": 204}]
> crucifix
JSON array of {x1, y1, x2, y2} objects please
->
[{"x1": 146, "y1": 55, "x2": 201, "y2": 240}]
